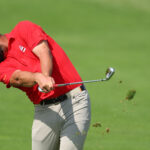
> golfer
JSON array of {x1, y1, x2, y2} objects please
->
[{"x1": 0, "y1": 21, "x2": 91, "y2": 150}]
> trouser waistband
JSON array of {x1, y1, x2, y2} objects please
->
[{"x1": 40, "y1": 85, "x2": 86, "y2": 105}]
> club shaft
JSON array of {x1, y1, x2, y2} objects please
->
[
  {"x1": 55, "y1": 78, "x2": 107, "y2": 87},
  {"x1": 38, "y1": 67, "x2": 115, "y2": 92}
]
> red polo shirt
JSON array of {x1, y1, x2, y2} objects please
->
[{"x1": 0, "y1": 21, "x2": 82, "y2": 104}]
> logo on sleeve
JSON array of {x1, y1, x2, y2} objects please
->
[{"x1": 19, "y1": 45, "x2": 26, "y2": 53}]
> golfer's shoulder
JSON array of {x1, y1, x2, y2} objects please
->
[
  {"x1": 12, "y1": 20, "x2": 40, "y2": 37},
  {"x1": 15, "y1": 20, "x2": 36, "y2": 29}
]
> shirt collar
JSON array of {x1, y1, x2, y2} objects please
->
[
  {"x1": 5, "y1": 33, "x2": 15, "y2": 41},
  {"x1": 4, "y1": 33, "x2": 15, "y2": 57}
]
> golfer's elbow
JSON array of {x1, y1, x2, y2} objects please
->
[
  {"x1": 10, "y1": 70, "x2": 37, "y2": 87},
  {"x1": 10, "y1": 70, "x2": 23, "y2": 86}
]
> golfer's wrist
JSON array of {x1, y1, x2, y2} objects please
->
[{"x1": 33, "y1": 73, "x2": 42, "y2": 84}]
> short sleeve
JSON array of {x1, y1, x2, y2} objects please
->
[
  {"x1": 12, "y1": 21, "x2": 48, "y2": 50},
  {"x1": 0, "y1": 62, "x2": 17, "y2": 87}
]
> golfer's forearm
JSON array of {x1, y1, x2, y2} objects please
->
[
  {"x1": 10, "y1": 70, "x2": 40, "y2": 87},
  {"x1": 40, "y1": 53, "x2": 53, "y2": 76}
]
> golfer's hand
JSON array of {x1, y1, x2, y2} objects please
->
[{"x1": 35, "y1": 73, "x2": 55, "y2": 93}]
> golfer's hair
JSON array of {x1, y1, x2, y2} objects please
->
[
  {"x1": 0, "y1": 34, "x2": 4, "y2": 62},
  {"x1": 0, "y1": 33, "x2": 5, "y2": 62},
  {"x1": 0, "y1": 48, "x2": 4, "y2": 63}
]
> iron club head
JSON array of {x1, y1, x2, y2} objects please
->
[{"x1": 105, "y1": 67, "x2": 115, "y2": 80}]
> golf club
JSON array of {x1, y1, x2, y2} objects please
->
[{"x1": 38, "y1": 67, "x2": 115, "y2": 92}]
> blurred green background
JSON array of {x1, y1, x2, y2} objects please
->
[{"x1": 0, "y1": 0, "x2": 150, "y2": 149}]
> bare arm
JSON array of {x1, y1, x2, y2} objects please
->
[
  {"x1": 10, "y1": 70, "x2": 54, "y2": 93},
  {"x1": 10, "y1": 70, "x2": 37, "y2": 87},
  {"x1": 9, "y1": 40, "x2": 55, "y2": 92},
  {"x1": 32, "y1": 40, "x2": 53, "y2": 76}
]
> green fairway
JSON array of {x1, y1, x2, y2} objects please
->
[{"x1": 0, "y1": 0, "x2": 150, "y2": 150}]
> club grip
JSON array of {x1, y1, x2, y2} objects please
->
[
  {"x1": 38, "y1": 84, "x2": 59, "y2": 92},
  {"x1": 38, "y1": 87, "x2": 44, "y2": 92}
]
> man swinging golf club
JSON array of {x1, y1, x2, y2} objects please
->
[
  {"x1": 0, "y1": 21, "x2": 115, "y2": 150},
  {"x1": 0, "y1": 21, "x2": 91, "y2": 150}
]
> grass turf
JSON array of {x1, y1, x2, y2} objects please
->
[{"x1": 0, "y1": 0, "x2": 150, "y2": 149}]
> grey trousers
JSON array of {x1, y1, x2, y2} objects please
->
[{"x1": 32, "y1": 87, "x2": 91, "y2": 150}]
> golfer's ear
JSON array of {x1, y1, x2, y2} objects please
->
[{"x1": 10, "y1": 70, "x2": 21, "y2": 86}]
